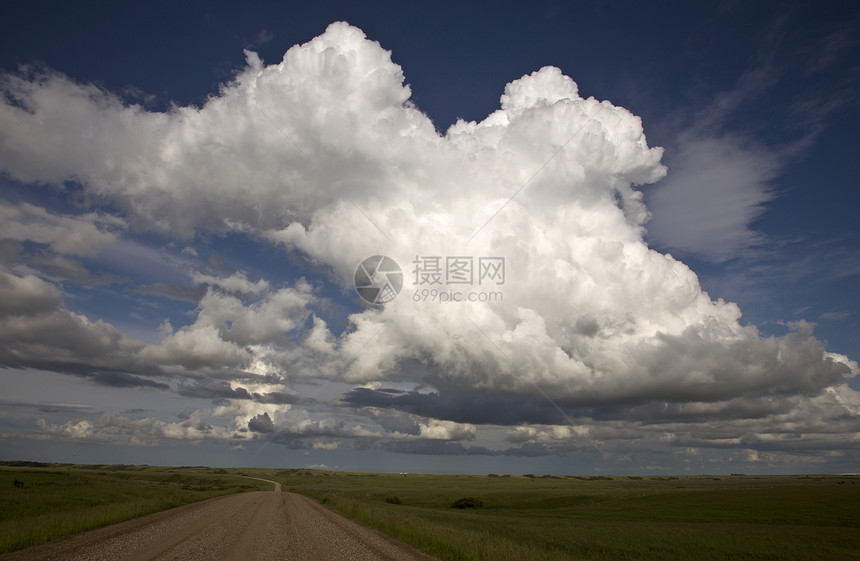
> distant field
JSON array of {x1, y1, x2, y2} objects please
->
[
  {"x1": 0, "y1": 462, "x2": 270, "y2": 553},
  {"x1": 276, "y1": 470, "x2": 860, "y2": 561},
  {"x1": 3, "y1": 464, "x2": 859, "y2": 560}
]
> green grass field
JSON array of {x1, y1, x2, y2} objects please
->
[
  {"x1": 3, "y1": 464, "x2": 859, "y2": 560},
  {"x1": 0, "y1": 462, "x2": 270, "y2": 553},
  {"x1": 277, "y1": 470, "x2": 860, "y2": 561}
]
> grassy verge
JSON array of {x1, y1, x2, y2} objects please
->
[
  {"x1": 282, "y1": 471, "x2": 860, "y2": 561},
  {"x1": 0, "y1": 463, "x2": 270, "y2": 554}
]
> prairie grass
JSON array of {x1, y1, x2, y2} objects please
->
[
  {"x1": 4, "y1": 464, "x2": 858, "y2": 560},
  {"x1": 283, "y1": 471, "x2": 860, "y2": 561},
  {"x1": 0, "y1": 463, "x2": 269, "y2": 553}
]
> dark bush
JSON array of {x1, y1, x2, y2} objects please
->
[
  {"x1": 451, "y1": 496, "x2": 483, "y2": 509},
  {"x1": 384, "y1": 495, "x2": 402, "y2": 504}
]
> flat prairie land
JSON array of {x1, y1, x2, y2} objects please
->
[
  {"x1": 275, "y1": 471, "x2": 860, "y2": 561},
  {"x1": 0, "y1": 462, "x2": 270, "y2": 554},
  {"x1": 3, "y1": 464, "x2": 859, "y2": 560}
]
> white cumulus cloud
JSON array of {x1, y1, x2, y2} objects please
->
[{"x1": 0, "y1": 22, "x2": 857, "y2": 465}]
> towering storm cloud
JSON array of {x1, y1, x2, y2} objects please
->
[{"x1": 0, "y1": 22, "x2": 857, "y2": 467}]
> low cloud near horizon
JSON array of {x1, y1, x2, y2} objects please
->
[{"x1": 1, "y1": 22, "x2": 857, "y2": 470}]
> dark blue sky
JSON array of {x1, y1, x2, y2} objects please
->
[
  {"x1": 4, "y1": 0, "x2": 857, "y2": 352},
  {"x1": 1, "y1": 1, "x2": 858, "y2": 473}
]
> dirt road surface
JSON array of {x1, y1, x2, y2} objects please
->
[{"x1": 1, "y1": 480, "x2": 439, "y2": 561}]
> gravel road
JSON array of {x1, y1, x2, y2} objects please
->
[{"x1": 1, "y1": 480, "x2": 439, "y2": 561}]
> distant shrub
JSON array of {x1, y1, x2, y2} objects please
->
[
  {"x1": 451, "y1": 497, "x2": 483, "y2": 509},
  {"x1": 12, "y1": 479, "x2": 24, "y2": 488},
  {"x1": 488, "y1": 473, "x2": 499, "y2": 477},
  {"x1": 523, "y1": 474, "x2": 535, "y2": 478},
  {"x1": 384, "y1": 495, "x2": 402, "y2": 504}
]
